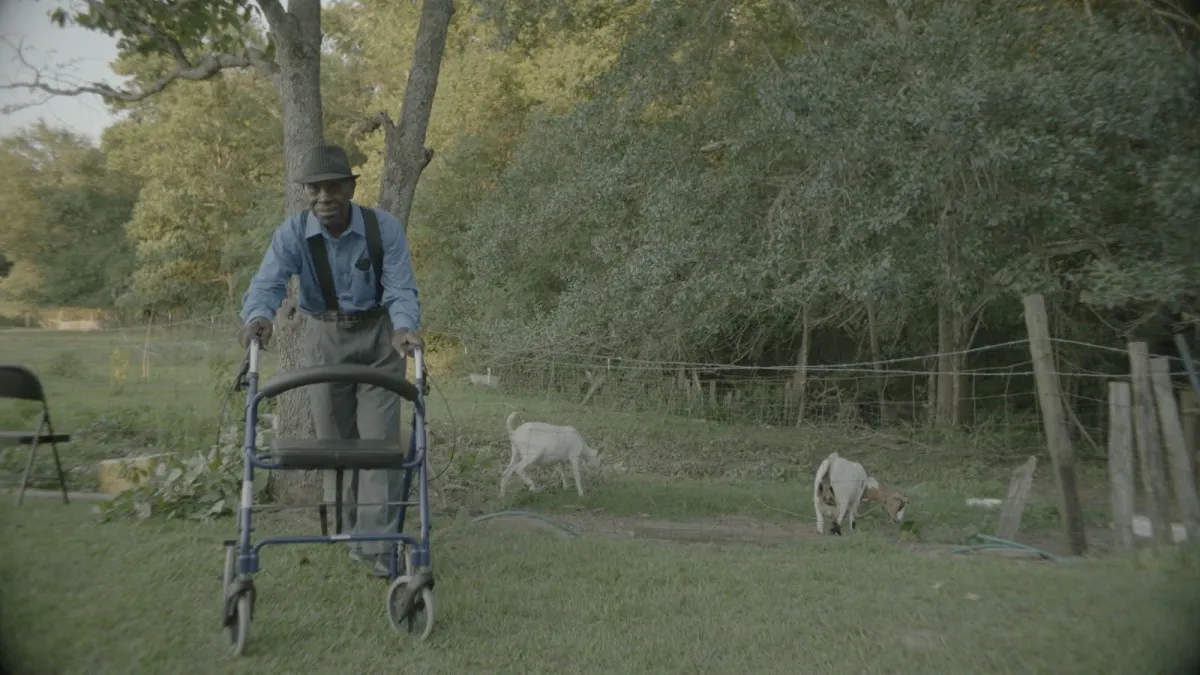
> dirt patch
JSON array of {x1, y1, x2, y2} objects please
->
[
  {"x1": 469, "y1": 509, "x2": 1112, "y2": 563},
  {"x1": 250, "y1": 501, "x2": 1109, "y2": 563},
  {"x1": 556, "y1": 511, "x2": 823, "y2": 545},
  {"x1": 465, "y1": 509, "x2": 823, "y2": 545}
]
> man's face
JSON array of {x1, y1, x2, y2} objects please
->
[{"x1": 304, "y1": 178, "x2": 356, "y2": 227}]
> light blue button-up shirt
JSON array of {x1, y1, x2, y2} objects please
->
[{"x1": 240, "y1": 204, "x2": 420, "y2": 332}]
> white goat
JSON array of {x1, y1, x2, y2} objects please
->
[
  {"x1": 813, "y1": 452, "x2": 907, "y2": 535},
  {"x1": 499, "y1": 412, "x2": 600, "y2": 498},
  {"x1": 468, "y1": 367, "x2": 500, "y2": 388}
]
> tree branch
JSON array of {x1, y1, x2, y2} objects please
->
[
  {"x1": 375, "y1": 0, "x2": 454, "y2": 223},
  {"x1": 256, "y1": 0, "x2": 288, "y2": 29},
  {"x1": 352, "y1": 111, "x2": 394, "y2": 137},
  {"x1": 0, "y1": 38, "x2": 277, "y2": 105},
  {"x1": 351, "y1": 113, "x2": 433, "y2": 170}
]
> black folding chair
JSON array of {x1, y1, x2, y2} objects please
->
[{"x1": 0, "y1": 365, "x2": 70, "y2": 506}]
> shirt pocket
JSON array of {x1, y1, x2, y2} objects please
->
[{"x1": 349, "y1": 257, "x2": 378, "y2": 300}]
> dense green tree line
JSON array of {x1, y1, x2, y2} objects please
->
[{"x1": 2, "y1": 0, "x2": 1198, "y2": 425}]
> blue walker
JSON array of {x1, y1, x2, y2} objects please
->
[{"x1": 221, "y1": 338, "x2": 435, "y2": 655}]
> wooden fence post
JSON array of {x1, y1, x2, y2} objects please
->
[
  {"x1": 1128, "y1": 342, "x2": 1172, "y2": 546},
  {"x1": 1022, "y1": 294, "x2": 1088, "y2": 555},
  {"x1": 995, "y1": 456, "x2": 1038, "y2": 542},
  {"x1": 1150, "y1": 357, "x2": 1200, "y2": 541},
  {"x1": 1181, "y1": 390, "x2": 1200, "y2": 484},
  {"x1": 1107, "y1": 381, "x2": 1136, "y2": 554}
]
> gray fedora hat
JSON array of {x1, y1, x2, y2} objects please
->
[{"x1": 297, "y1": 144, "x2": 360, "y2": 184}]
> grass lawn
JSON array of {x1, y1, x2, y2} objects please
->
[
  {"x1": 0, "y1": 325, "x2": 249, "y2": 489},
  {"x1": 3, "y1": 500, "x2": 1199, "y2": 674},
  {"x1": 1, "y1": 327, "x2": 1117, "y2": 553},
  {"x1": 5, "y1": 326, "x2": 1199, "y2": 672}
]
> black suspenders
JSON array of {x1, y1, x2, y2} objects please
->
[{"x1": 303, "y1": 207, "x2": 385, "y2": 313}]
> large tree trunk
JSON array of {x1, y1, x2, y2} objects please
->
[
  {"x1": 375, "y1": 0, "x2": 456, "y2": 229},
  {"x1": 265, "y1": 0, "x2": 326, "y2": 505},
  {"x1": 933, "y1": 298, "x2": 982, "y2": 428}
]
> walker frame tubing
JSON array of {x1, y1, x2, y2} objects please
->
[{"x1": 232, "y1": 339, "x2": 431, "y2": 581}]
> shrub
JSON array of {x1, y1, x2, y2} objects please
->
[{"x1": 98, "y1": 416, "x2": 274, "y2": 522}]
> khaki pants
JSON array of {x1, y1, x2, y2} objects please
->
[{"x1": 304, "y1": 311, "x2": 405, "y2": 556}]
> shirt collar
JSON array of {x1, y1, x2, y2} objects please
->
[{"x1": 304, "y1": 203, "x2": 365, "y2": 239}]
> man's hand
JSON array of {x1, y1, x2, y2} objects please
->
[
  {"x1": 391, "y1": 329, "x2": 424, "y2": 355},
  {"x1": 239, "y1": 317, "x2": 273, "y2": 349}
]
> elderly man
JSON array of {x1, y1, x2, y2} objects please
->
[{"x1": 239, "y1": 143, "x2": 423, "y2": 578}]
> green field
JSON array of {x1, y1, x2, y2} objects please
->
[
  {"x1": 0, "y1": 325, "x2": 1116, "y2": 544},
  {"x1": 2, "y1": 327, "x2": 1199, "y2": 673}
]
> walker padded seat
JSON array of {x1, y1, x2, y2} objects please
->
[
  {"x1": 255, "y1": 363, "x2": 420, "y2": 470},
  {"x1": 269, "y1": 432, "x2": 413, "y2": 471}
]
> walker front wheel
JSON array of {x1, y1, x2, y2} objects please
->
[
  {"x1": 386, "y1": 576, "x2": 435, "y2": 641},
  {"x1": 220, "y1": 545, "x2": 235, "y2": 615},
  {"x1": 227, "y1": 593, "x2": 252, "y2": 656}
]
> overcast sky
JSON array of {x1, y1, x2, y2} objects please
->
[{"x1": 0, "y1": 0, "x2": 124, "y2": 142}]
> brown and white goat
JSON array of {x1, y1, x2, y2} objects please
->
[{"x1": 813, "y1": 452, "x2": 907, "y2": 535}]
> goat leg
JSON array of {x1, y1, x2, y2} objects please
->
[
  {"x1": 515, "y1": 460, "x2": 539, "y2": 492},
  {"x1": 498, "y1": 461, "x2": 518, "y2": 497},
  {"x1": 570, "y1": 458, "x2": 585, "y2": 497}
]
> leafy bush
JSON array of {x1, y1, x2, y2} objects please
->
[{"x1": 98, "y1": 415, "x2": 275, "y2": 522}]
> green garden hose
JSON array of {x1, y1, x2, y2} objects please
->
[
  {"x1": 948, "y1": 533, "x2": 1078, "y2": 564},
  {"x1": 470, "y1": 510, "x2": 580, "y2": 537}
]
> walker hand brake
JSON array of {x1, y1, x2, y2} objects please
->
[{"x1": 233, "y1": 354, "x2": 250, "y2": 392}]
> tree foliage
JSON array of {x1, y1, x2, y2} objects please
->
[
  {"x1": 0, "y1": 123, "x2": 138, "y2": 308},
  {"x1": 442, "y1": 0, "x2": 1200, "y2": 363},
  {"x1": 100, "y1": 63, "x2": 282, "y2": 311},
  {"x1": 32, "y1": 0, "x2": 277, "y2": 104},
  {"x1": 51, "y1": 0, "x2": 259, "y2": 57},
  {"x1": 5, "y1": 0, "x2": 1199, "y2": 394}
]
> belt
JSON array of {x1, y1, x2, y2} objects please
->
[{"x1": 306, "y1": 307, "x2": 386, "y2": 323}]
